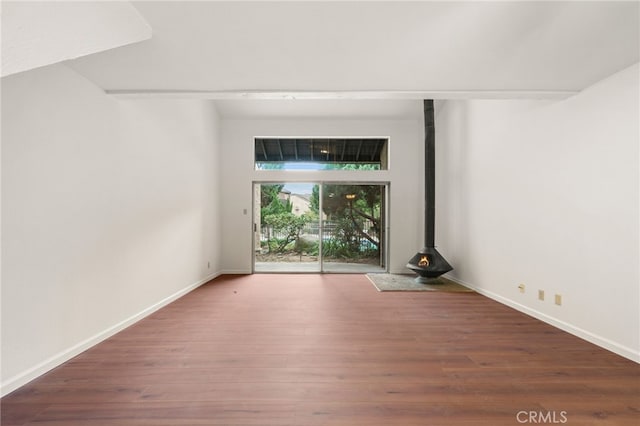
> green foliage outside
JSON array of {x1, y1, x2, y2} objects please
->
[
  {"x1": 311, "y1": 184, "x2": 382, "y2": 258},
  {"x1": 323, "y1": 163, "x2": 380, "y2": 171},
  {"x1": 260, "y1": 184, "x2": 317, "y2": 254},
  {"x1": 260, "y1": 181, "x2": 382, "y2": 261},
  {"x1": 256, "y1": 162, "x2": 380, "y2": 171},
  {"x1": 260, "y1": 184, "x2": 292, "y2": 221},
  {"x1": 263, "y1": 212, "x2": 313, "y2": 253}
]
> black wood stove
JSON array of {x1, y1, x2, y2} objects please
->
[{"x1": 406, "y1": 100, "x2": 453, "y2": 282}]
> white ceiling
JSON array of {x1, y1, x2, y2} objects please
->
[
  {"x1": 62, "y1": 1, "x2": 639, "y2": 119},
  {"x1": 67, "y1": 1, "x2": 639, "y2": 97}
]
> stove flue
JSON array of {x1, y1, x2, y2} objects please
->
[{"x1": 406, "y1": 100, "x2": 453, "y2": 282}]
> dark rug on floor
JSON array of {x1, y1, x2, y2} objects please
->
[{"x1": 366, "y1": 274, "x2": 474, "y2": 292}]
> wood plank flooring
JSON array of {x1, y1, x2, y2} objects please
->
[{"x1": 2, "y1": 274, "x2": 639, "y2": 425}]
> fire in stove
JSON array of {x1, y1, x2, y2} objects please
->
[{"x1": 407, "y1": 247, "x2": 452, "y2": 281}]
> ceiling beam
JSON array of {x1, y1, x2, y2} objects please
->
[
  {"x1": 371, "y1": 140, "x2": 379, "y2": 161},
  {"x1": 260, "y1": 140, "x2": 267, "y2": 160},
  {"x1": 277, "y1": 139, "x2": 284, "y2": 161},
  {"x1": 105, "y1": 89, "x2": 578, "y2": 101}
]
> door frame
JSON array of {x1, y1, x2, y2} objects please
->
[{"x1": 252, "y1": 181, "x2": 390, "y2": 273}]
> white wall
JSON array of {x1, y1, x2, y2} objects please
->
[
  {"x1": 1, "y1": 63, "x2": 222, "y2": 395},
  {"x1": 436, "y1": 64, "x2": 639, "y2": 361},
  {"x1": 219, "y1": 118, "x2": 426, "y2": 274}
]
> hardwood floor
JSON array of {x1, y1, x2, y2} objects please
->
[{"x1": 2, "y1": 274, "x2": 639, "y2": 425}]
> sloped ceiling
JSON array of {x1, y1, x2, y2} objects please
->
[
  {"x1": 66, "y1": 0, "x2": 639, "y2": 99},
  {"x1": 1, "y1": 1, "x2": 151, "y2": 77}
]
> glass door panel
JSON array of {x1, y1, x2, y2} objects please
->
[
  {"x1": 254, "y1": 182, "x2": 387, "y2": 273},
  {"x1": 254, "y1": 183, "x2": 321, "y2": 272},
  {"x1": 321, "y1": 184, "x2": 386, "y2": 273}
]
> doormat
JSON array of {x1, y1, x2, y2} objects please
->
[{"x1": 366, "y1": 273, "x2": 474, "y2": 292}]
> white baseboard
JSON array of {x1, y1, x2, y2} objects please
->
[
  {"x1": 0, "y1": 271, "x2": 221, "y2": 397},
  {"x1": 446, "y1": 275, "x2": 640, "y2": 364}
]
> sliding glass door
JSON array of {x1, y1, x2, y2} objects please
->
[
  {"x1": 253, "y1": 182, "x2": 321, "y2": 272},
  {"x1": 253, "y1": 182, "x2": 387, "y2": 273}
]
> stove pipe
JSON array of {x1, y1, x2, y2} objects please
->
[{"x1": 406, "y1": 100, "x2": 453, "y2": 282}]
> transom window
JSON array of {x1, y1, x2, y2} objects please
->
[{"x1": 255, "y1": 138, "x2": 388, "y2": 170}]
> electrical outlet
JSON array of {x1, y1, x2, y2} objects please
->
[
  {"x1": 207, "y1": 261, "x2": 210, "y2": 269},
  {"x1": 518, "y1": 284, "x2": 525, "y2": 293},
  {"x1": 538, "y1": 290, "x2": 545, "y2": 301},
  {"x1": 555, "y1": 294, "x2": 562, "y2": 306}
]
